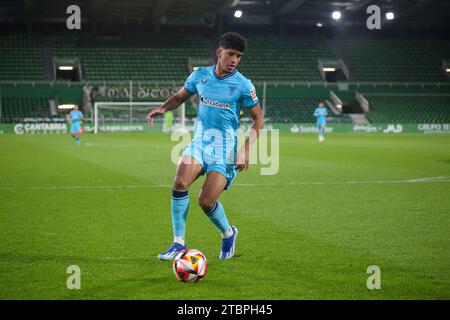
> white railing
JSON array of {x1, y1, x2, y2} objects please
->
[
  {"x1": 338, "y1": 59, "x2": 350, "y2": 80},
  {"x1": 317, "y1": 59, "x2": 326, "y2": 81},
  {"x1": 329, "y1": 91, "x2": 343, "y2": 113},
  {"x1": 355, "y1": 91, "x2": 370, "y2": 113}
]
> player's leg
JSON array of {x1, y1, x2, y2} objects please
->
[
  {"x1": 318, "y1": 122, "x2": 324, "y2": 142},
  {"x1": 172, "y1": 156, "x2": 204, "y2": 245},
  {"x1": 70, "y1": 123, "x2": 76, "y2": 141},
  {"x1": 158, "y1": 156, "x2": 203, "y2": 261},
  {"x1": 77, "y1": 130, "x2": 82, "y2": 142},
  {"x1": 74, "y1": 131, "x2": 80, "y2": 144},
  {"x1": 71, "y1": 123, "x2": 81, "y2": 144},
  {"x1": 199, "y1": 171, "x2": 238, "y2": 260}
]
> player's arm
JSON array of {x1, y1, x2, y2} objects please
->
[
  {"x1": 236, "y1": 104, "x2": 264, "y2": 172},
  {"x1": 147, "y1": 88, "x2": 192, "y2": 127}
]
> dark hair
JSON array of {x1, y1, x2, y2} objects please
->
[{"x1": 219, "y1": 32, "x2": 247, "y2": 53}]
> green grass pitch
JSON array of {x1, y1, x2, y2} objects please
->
[{"x1": 0, "y1": 132, "x2": 449, "y2": 299}]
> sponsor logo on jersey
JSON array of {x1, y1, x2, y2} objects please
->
[
  {"x1": 251, "y1": 87, "x2": 257, "y2": 100},
  {"x1": 200, "y1": 95, "x2": 230, "y2": 109}
]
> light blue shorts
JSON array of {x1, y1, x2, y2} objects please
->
[
  {"x1": 182, "y1": 136, "x2": 237, "y2": 190},
  {"x1": 70, "y1": 122, "x2": 81, "y2": 133}
]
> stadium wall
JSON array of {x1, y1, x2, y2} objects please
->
[
  {"x1": 1, "y1": 122, "x2": 449, "y2": 135},
  {"x1": 1, "y1": 82, "x2": 449, "y2": 132}
]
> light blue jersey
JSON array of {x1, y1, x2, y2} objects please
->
[
  {"x1": 314, "y1": 107, "x2": 327, "y2": 125},
  {"x1": 70, "y1": 110, "x2": 83, "y2": 133},
  {"x1": 184, "y1": 65, "x2": 258, "y2": 138},
  {"x1": 70, "y1": 110, "x2": 83, "y2": 123},
  {"x1": 183, "y1": 65, "x2": 259, "y2": 189}
]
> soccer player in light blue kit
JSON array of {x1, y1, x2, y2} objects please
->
[
  {"x1": 314, "y1": 102, "x2": 328, "y2": 142},
  {"x1": 68, "y1": 105, "x2": 84, "y2": 145},
  {"x1": 148, "y1": 32, "x2": 264, "y2": 260}
]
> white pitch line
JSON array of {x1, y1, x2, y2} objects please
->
[
  {"x1": 404, "y1": 176, "x2": 450, "y2": 183},
  {"x1": 1, "y1": 176, "x2": 450, "y2": 191}
]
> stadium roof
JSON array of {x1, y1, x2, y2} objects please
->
[{"x1": 0, "y1": 0, "x2": 449, "y2": 28}]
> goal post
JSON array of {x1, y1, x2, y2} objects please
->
[{"x1": 93, "y1": 102, "x2": 185, "y2": 134}]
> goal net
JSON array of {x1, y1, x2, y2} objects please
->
[{"x1": 93, "y1": 102, "x2": 185, "y2": 134}]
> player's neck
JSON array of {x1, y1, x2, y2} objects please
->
[{"x1": 214, "y1": 64, "x2": 232, "y2": 78}]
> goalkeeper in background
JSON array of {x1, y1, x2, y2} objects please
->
[
  {"x1": 314, "y1": 101, "x2": 328, "y2": 142},
  {"x1": 147, "y1": 32, "x2": 264, "y2": 261},
  {"x1": 163, "y1": 110, "x2": 174, "y2": 133}
]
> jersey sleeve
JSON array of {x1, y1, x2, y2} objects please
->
[
  {"x1": 241, "y1": 80, "x2": 259, "y2": 109},
  {"x1": 184, "y1": 69, "x2": 199, "y2": 95}
]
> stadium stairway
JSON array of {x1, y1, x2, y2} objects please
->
[{"x1": 348, "y1": 114, "x2": 370, "y2": 124}]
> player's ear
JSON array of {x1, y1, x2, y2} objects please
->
[{"x1": 216, "y1": 47, "x2": 222, "y2": 59}]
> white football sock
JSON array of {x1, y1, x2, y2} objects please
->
[
  {"x1": 174, "y1": 236, "x2": 185, "y2": 246},
  {"x1": 222, "y1": 227, "x2": 233, "y2": 239}
]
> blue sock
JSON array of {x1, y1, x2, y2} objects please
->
[
  {"x1": 75, "y1": 137, "x2": 80, "y2": 144},
  {"x1": 171, "y1": 189, "x2": 189, "y2": 240},
  {"x1": 206, "y1": 201, "x2": 230, "y2": 234}
]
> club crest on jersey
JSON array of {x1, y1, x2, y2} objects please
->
[{"x1": 228, "y1": 85, "x2": 237, "y2": 95}]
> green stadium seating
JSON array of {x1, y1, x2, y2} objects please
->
[
  {"x1": 264, "y1": 97, "x2": 326, "y2": 123},
  {"x1": 0, "y1": 34, "x2": 45, "y2": 80},
  {"x1": 366, "y1": 95, "x2": 450, "y2": 123},
  {"x1": 49, "y1": 34, "x2": 209, "y2": 81},
  {"x1": 238, "y1": 35, "x2": 335, "y2": 81},
  {"x1": 341, "y1": 38, "x2": 450, "y2": 82},
  {"x1": 2, "y1": 33, "x2": 450, "y2": 84},
  {"x1": 1, "y1": 97, "x2": 52, "y2": 122}
]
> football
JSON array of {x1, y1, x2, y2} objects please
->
[{"x1": 173, "y1": 249, "x2": 208, "y2": 282}]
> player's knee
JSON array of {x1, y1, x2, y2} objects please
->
[
  {"x1": 198, "y1": 194, "x2": 215, "y2": 213},
  {"x1": 173, "y1": 177, "x2": 190, "y2": 191}
]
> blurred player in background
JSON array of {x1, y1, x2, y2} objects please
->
[
  {"x1": 68, "y1": 105, "x2": 85, "y2": 145},
  {"x1": 148, "y1": 32, "x2": 264, "y2": 261},
  {"x1": 314, "y1": 102, "x2": 328, "y2": 142},
  {"x1": 163, "y1": 110, "x2": 174, "y2": 133}
]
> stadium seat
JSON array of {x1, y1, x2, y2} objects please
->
[
  {"x1": 0, "y1": 97, "x2": 52, "y2": 122},
  {"x1": 0, "y1": 34, "x2": 45, "y2": 80},
  {"x1": 365, "y1": 95, "x2": 450, "y2": 123}
]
